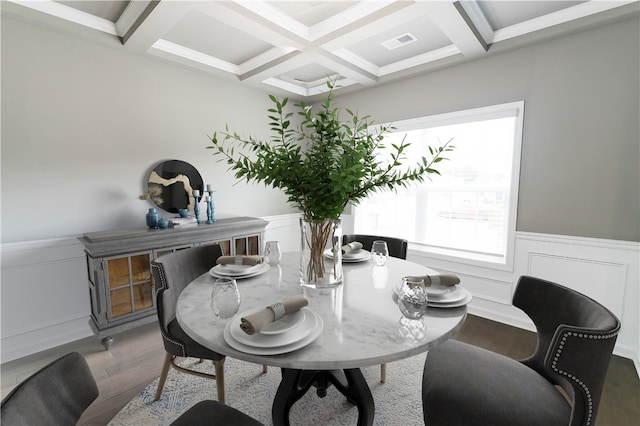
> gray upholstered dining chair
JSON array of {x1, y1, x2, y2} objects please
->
[
  {"x1": 171, "y1": 400, "x2": 264, "y2": 426},
  {"x1": 343, "y1": 234, "x2": 408, "y2": 261},
  {"x1": 343, "y1": 233, "x2": 408, "y2": 383},
  {"x1": 1, "y1": 351, "x2": 99, "y2": 425},
  {"x1": 151, "y1": 244, "x2": 267, "y2": 405},
  {"x1": 422, "y1": 275, "x2": 621, "y2": 426}
]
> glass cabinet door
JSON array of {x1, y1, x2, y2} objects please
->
[
  {"x1": 234, "y1": 235, "x2": 260, "y2": 255},
  {"x1": 105, "y1": 252, "x2": 153, "y2": 319}
]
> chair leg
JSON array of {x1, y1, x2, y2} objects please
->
[
  {"x1": 155, "y1": 352, "x2": 173, "y2": 401},
  {"x1": 263, "y1": 365, "x2": 268, "y2": 374},
  {"x1": 380, "y1": 363, "x2": 386, "y2": 383},
  {"x1": 213, "y1": 359, "x2": 226, "y2": 404}
]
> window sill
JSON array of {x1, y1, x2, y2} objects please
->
[{"x1": 408, "y1": 243, "x2": 514, "y2": 272}]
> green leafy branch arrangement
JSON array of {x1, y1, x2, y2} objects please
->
[{"x1": 207, "y1": 80, "x2": 453, "y2": 222}]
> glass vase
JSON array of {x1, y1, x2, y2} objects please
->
[{"x1": 299, "y1": 218, "x2": 343, "y2": 288}]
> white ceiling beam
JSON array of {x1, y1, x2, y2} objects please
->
[
  {"x1": 307, "y1": 0, "x2": 402, "y2": 41},
  {"x1": 420, "y1": 0, "x2": 487, "y2": 58},
  {"x1": 150, "y1": 39, "x2": 239, "y2": 74},
  {"x1": 492, "y1": 0, "x2": 639, "y2": 43},
  {"x1": 379, "y1": 45, "x2": 462, "y2": 76},
  {"x1": 116, "y1": 1, "x2": 156, "y2": 40},
  {"x1": 193, "y1": 1, "x2": 307, "y2": 50},
  {"x1": 321, "y1": 1, "x2": 429, "y2": 52},
  {"x1": 121, "y1": 1, "x2": 190, "y2": 52}
]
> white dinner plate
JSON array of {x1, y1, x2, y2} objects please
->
[
  {"x1": 260, "y1": 310, "x2": 306, "y2": 335},
  {"x1": 324, "y1": 249, "x2": 371, "y2": 263},
  {"x1": 428, "y1": 288, "x2": 473, "y2": 308},
  {"x1": 209, "y1": 263, "x2": 270, "y2": 279},
  {"x1": 230, "y1": 308, "x2": 315, "y2": 348},
  {"x1": 216, "y1": 264, "x2": 261, "y2": 275},
  {"x1": 426, "y1": 286, "x2": 452, "y2": 297},
  {"x1": 393, "y1": 284, "x2": 470, "y2": 306},
  {"x1": 224, "y1": 310, "x2": 323, "y2": 355},
  {"x1": 426, "y1": 285, "x2": 467, "y2": 303}
]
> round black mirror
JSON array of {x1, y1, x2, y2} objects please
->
[{"x1": 145, "y1": 160, "x2": 203, "y2": 213}]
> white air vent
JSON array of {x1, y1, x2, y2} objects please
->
[{"x1": 381, "y1": 32, "x2": 417, "y2": 50}]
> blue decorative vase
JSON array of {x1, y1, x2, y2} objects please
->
[
  {"x1": 158, "y1": 217, "x2": 169, "y2": 229},
  {"x1": 146, "y1": 208, "x2": 159, "y2": 229}
]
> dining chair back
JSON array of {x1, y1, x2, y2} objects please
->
[
  {"x1": 152, "y1": 244, "x2": 229, "y2": 403},
  {"x1": 422, "y1": 275, "x2": 621, "y2": 426},
  {"x1": 343, "y1": 234, "x2": 408, "y2": 259},
  {"x1": 1, "y1": 351, "x2": 98, "y2": 425}
]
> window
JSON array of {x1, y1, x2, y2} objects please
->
[{"x1": 353, "y1": 101, "x2": 524, "y2": 269}]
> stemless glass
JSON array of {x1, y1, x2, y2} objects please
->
[
  {"x1": 398, "y1": 276, "x2": 428, "y2": 319},
  {"x1": 211, "y1": 278, "x2": 240, "y2": 318},
  {"x1": 371, "y1": 240, "x2": 389, "y2": 266},
  {"x1": 264, "y1": 241, "x2": 282, "y2": 266}
]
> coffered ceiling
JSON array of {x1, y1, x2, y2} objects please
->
[{"x1": 3, "y1": 1, "x2": 639, "y2": 100}]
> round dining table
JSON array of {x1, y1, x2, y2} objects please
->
[{"x1": 177, "y1": 252, "x2": 467, "y2": 426}]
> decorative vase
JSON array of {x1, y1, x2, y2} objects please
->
[
  {"x1": 146, "y1": 208, "x2": 159, "y2": 229},
  {"x1": 299, "y1": 218, "x2": 343, "y2": 288},
  {"x1": 158, "y1": 217, "x2": 169, "y2": 229}
]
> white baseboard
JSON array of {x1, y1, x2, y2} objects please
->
[{"x1": 1, "y1": 316, "x2": 93, "y2": 363}]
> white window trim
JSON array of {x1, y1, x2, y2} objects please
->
[{"x1": 366, "y1": 101, "x2": 525, "y2": 272}]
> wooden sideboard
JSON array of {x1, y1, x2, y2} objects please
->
[{"x1": 78, "y1": 216, "x2": 268, "y2": 349}]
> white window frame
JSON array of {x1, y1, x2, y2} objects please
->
[{"x1": 354, "y1": 101, "x2": 525, "y2": 271}]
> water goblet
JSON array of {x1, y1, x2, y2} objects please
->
[
  {"x1": 371, "y1": 240, "x2": 389, "y2": 266},
  {"x1": 211, "y1": 278, "x2": 240, "y2": 318},
  {"x1": 398, "y1": 276, "x2": 428, "y2": 319},
  {"x1": 264, "y1": 241, "x2": 282, "y2": 266}
]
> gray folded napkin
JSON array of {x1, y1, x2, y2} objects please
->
[
  {"x1": 217, "y1": 255, "x2": 264, "y2": 266},
  {"x1": 342, "y1": 242, "x2": 363, "y2": 255},
  {"x1": 240, "y1": 296, "x2": 308, "y2": 335},
  {"x1": 406, "y1": 273, "x2": 460, "y2": 287}
]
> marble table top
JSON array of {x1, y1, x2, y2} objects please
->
[{"x1": 177, "y1": 252, "x2": 467, "y2": 370}]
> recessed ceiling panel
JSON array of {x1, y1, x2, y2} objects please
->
[
  {"x1": 280, "y1": 63, "x2": 338, "y2": 86},
  {"x1": 55, "y1": 0, "x2": 129, "y2": 22},
  {"x1": 163, "y1": 9, "x2": 273, "y2": 65},
  {"x1": 477, "y1": 1, "x2": 587, "y2": 30},
  {"x1": 346, "y1": 15, "x2": 451, "y2": 67},
  {"x1": 269, "y1": 1, "x2": 359, "y2": 26}
]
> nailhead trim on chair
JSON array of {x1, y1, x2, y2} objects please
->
[
  {"x1": 551, "y1": 331, "x2": 618, "y2": 425},
  {"x1": 152, "y1": 263, "x2": 188, "y2": 357}
]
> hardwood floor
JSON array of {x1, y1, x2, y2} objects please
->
[{"x1": 1, "y1": 315, "x2": 638, "y2": 425}]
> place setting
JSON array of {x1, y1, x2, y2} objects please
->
[
  {"x1": 223, "y1": 295, "x2": 324, "y2": 355},
  {"x1": 209, "y1": 255, "x2": 270, "y2": 279},
  {"x1": 324, "y1": 241, "x2": 371, "y2": 263},
  {"x1": 394, "y1": 272, "x2": 472, "y2": 309}
]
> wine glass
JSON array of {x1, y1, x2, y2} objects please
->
[
  {"x1": 398, "y1": 276, "x2": 428, "y2": 319},
  {"x1": 371, "y1": 240, "x2": 389, "y2": 266},
  {"x1": 211, "y1": 278, "x2": 240, "y2": 318},
  {"x1": 264, "y1": 241, "x2": 282, "y2": 266}
]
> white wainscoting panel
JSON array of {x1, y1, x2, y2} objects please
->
[
  {"x1": 1, "y1": 237, "x2": 93, "y2": 362},
  {"x1": 528, "y1": 252, "x2": 626, "y2": 319},
  {"x1": 262, "y1": 213, "x2": 302, "y2": 253}
]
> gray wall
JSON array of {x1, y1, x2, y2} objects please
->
[
  {"x1": 2, "y1": 15, "x2": 638, "y2": 244},
  {"x1": 335, "y1": 17, "x2": 640, "y2": 242},
  {"x1": 1, "y1": 17, "x2": 294, "y2": 243}
]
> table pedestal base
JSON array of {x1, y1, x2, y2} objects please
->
[{"x1": 272, "y1": 368, "x2": 374, "y2": 426}]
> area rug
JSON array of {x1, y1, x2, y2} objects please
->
[{"x1": 109, "y1": 354, "x2": 428, "y2": 425}]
